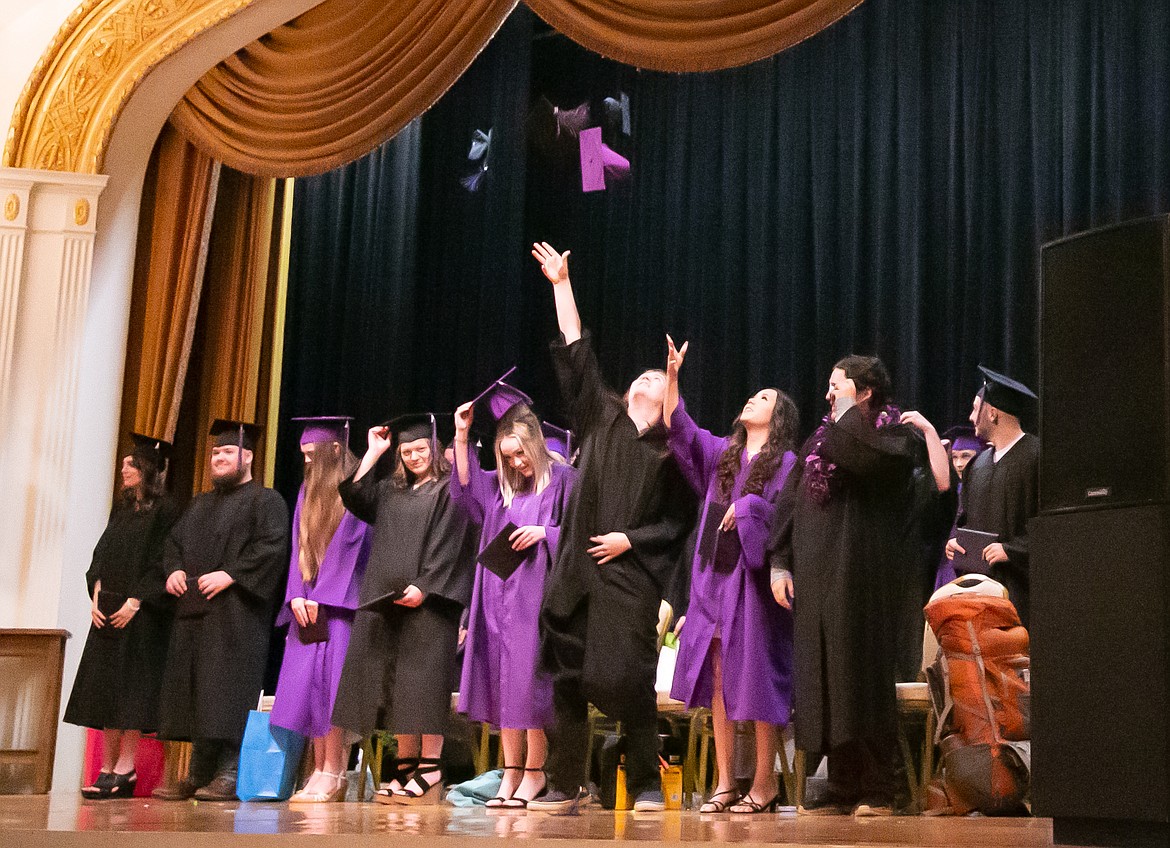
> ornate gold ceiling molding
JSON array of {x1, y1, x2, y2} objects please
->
[{"x1": 3, "y1": 0, "x2": 257, "y2": 174}]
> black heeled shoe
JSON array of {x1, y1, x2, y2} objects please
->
[
  {"x1": 699, "y1": 788, "x2": 743, "y2": 813},
  {"x1": 503, "y1": 766, "x2": 547, "y2": 809},
  {"x1": 392, "y1": 758, "x2": 443, "y2": 805},
  {"x1": 374, "y1": 757, "x2": 419, "y2": 805},
  {"x1": 730, "y1": 791, "x2": 783, "y2": 814},
  {"x1": 107, "y1": 770, "x2": 137, "y2": 798},
  {"x1": 486, "y1": 765, "x2": 523, "y2": 808},
  {"x1": 81, "y1": 772, "x2": 116, "y2": 800}
]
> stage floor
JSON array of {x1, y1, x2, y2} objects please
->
[{"x1": 0, "y1": 794, "x2": 1062, "y2": 848}]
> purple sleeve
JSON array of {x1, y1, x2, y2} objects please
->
[
  {"x1": 304, "y1": 511, "x2": 370, "y2": 612},
  {"x1": 735, "y1": 451, "x2": 797, "y2": 572},
  {"x1": 276, "y1": 493, "x2": 308, "y2": 626},
  {"x1": 449, "y1": 447, "x2": 498, "y2": 526},
  {"x1": 668, "y1": 400, "x2": 726, "y2": 497}
]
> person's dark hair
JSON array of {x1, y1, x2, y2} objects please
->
[
  {"x1": 834, "y1": 355, "x2": 893, "y2": 414},
  {"x1": 716, "y1": 389, "x2": 799, "y2": 501},
  {"x1": 122, "y1": 449, "x2": 166, "y2": 506},
  {"x1": 391, "y1": 436, "x2": 451, "y2": 489}
]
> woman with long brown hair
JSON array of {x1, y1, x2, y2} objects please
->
[
  {"x1": 65, "y1": 434, "x2": 180, "y2": 799},
  {"x1": 662, "y1": 338, "x2": 800, "y2": 813},
  {"x1": 451, "y1": 388, "x2": 577, "y2": 808},
  {"x1": 271, "y1": 417, "x2": 370, "y2": 802}
]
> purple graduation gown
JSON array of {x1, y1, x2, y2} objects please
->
[
  {"x1": 668, "y1": 405, "x2": 796, "y2": 725},
  {"x1": 451, "y1": 451, "x2": 576, "y2": 729},
  {"x1": 271, "y1": 490, "x2": 370, "y2": 738}
]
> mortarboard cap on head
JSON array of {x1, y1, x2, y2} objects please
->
[
  {"x1": 977, "y1": 365, "x2": 1037, "y2": 419},
  {"x1": 383, "y1": 412, "x2": 441, "y2": 447},
  {"x1": 209, "y1": 419, "x2": 262, "y2": 452},
  {"x1": 292, "y1": 416, "x2": 353, "y2": 447},
  {"x1": 470, "y1": 367, "x2": 532, "y2": 422},
  {"x1": 941, "y1": 425, "x2": 986, "y2": 453},
  {"x1": 130, "y1": 433, "x2": 173, "y2": 471},
  {"x1": 541, "y1": 421, "x2": 573, "y2": 460}
]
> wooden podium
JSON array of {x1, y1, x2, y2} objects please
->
[{"x1": 0, "y1": 629, "x2": 70, "y2": 794}]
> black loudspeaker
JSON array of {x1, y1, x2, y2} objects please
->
[
  {"x1": 1039, "y1": 216, "x2": 1170, "y2": 513},
  {"x1": 1031, "y1": 506, "x2": 1170, "y2": 846}
]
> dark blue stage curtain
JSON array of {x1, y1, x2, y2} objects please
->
[{"x1": 277, "y1": 0, "x2": 1170, "y2": 500}]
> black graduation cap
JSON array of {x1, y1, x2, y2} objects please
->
[
  {"x1": 382, "y1": 412, "x2": 449, "y2": 448},
  {"x1": 977, "y1": 366, "x2": 1037, "y2": 419},
  {"x1": 209, "y1": 418, "x2": 262, "y2": 452},
  {"x1": 129, "y1": 432, "x2": 173, "y2": 472}
]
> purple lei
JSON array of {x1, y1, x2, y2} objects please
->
[{"x1": 804, "y1": 404, "x2": 902, "y2": 506}]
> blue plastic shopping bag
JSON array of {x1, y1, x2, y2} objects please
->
[{"x1": 235, "y1": 708, "x2": 305, "y2": 801}]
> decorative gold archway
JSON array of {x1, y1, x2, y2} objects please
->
[{"x1": 3, "y1": 0, "x2": 259, "y2": 175}]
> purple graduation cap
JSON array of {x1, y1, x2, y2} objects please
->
[
  {"x1": 130, "y1": 432, "x2": 173, "y2": 472},
  {"x1": 941, "y1": 425, "x2": 986, "y2": 453},
  {"x1": 541, "y1": 421, "x2": 574, "y2": 461},
  {"x1": 580, "y1": 127, "x2": 631, "y2": 192},
  {"x1": 291, "y1": 416, "x2": 352, "y2": 447},
  {"x1": 977, "y1": 365, "x2": 1037, "y2": 419},
  {"x1": 468, "y1": 367, "x2": 534, "y2": 422}
]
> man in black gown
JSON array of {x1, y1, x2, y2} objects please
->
[
  {"x1": 527, "y1": 242, "x2": 695, "y2": 814},
  {"x1": 153, "y1": 420, "x2": 289, "y2": 801},
  {"x1": 946, "y1": 366, "x2": 1040, "y2": 627}
]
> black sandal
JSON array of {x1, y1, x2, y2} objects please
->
[
  {"x1": 392, "y1": 757, "x2": 443, "y2": 805},
  {"x1": 374, "y1": 757, "x2": 419, "y2": 805},
  {"x1": 107, "y1": 770, "x2": 137, "y2": 798},
  {"x1": 699, "y1": 788, "x2": 742, "y2": 813},
  {"x1": 503, "y1": 765, "x2": 547, "y2": 809},
  {"x1": 730, "y1": 792, "x2": 782, "y2": 814},
  {"x1": 81, "y1": 772, "x2": 116, "y2": 800},
  {"x1": 486, "y1": 765, "x2": 523, "y2": 808}
]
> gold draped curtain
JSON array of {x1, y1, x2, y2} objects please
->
[{"x1": 169, "y1": 0, "x2": 864, "y2": 178}]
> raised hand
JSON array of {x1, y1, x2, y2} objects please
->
[
  {"x1": 666, "y1": 334, "x2": 689, "y2": 379},
  {"x1": 368, "y1": 425, "x2": 392, "y2": 455},
  {"x1": 454, "y1": 401, "x2": 474, "y2": 436},
  {"x1": 531, "y1": 241, "x2": 571, "y2": 284}
]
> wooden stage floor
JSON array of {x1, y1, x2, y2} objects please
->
[{"x1": 0, "y1": 794, "x2": 1065, "y2": 848}]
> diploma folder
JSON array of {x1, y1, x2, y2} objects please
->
[
  {"x1": 357, "y1": 589, "x2": 405, "y2": 614},
  {"x1": 697, "y1": 501, "x2": 741, "y2": 573},
  {"x1": 296, "y1": 614, "x2": 329, "y2": 645},
  {"x1": 175, "y1": 586, "x2": 211, "y2": 619},
  {"x1": 477, "y1": 522, "x2": 529, "y2": 581},
  {"x1": 954, "y1": 528, "x2": 1000, "y2": 576}
]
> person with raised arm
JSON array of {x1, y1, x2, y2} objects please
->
[
  {"x1": 525, "y1": 242, "x2": 695, "y2": 814},
  {"x1": 661, "y1": 336, "x2": 799, "y2": 813}
]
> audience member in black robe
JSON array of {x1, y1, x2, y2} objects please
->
[
  {"x1": 333, "y1": 414, "x2": 475, "y2": 806},
  {"x1": 946, "y1": 366, "x2": 1040, "y2": 627},
  {"x1": 152, "y1": 420, "x2": 289, "y2": 802},
  {"x1": 65, "y1": 435, "x2": 180, "y2": 799},
  {"x1": 768, "y1": 356, "x2": 925, "y2": 816},
  {"x1": 526, "y1": 242, "x2": 695, "y2": 814}
]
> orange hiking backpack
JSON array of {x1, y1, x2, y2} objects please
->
[{"x1": 925, "y1": 586, "x2": 1031, "y2": 815}]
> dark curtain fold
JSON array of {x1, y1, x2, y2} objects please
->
[{"x1": 278, "y1": 0, "x2": 1170, "y2": 506}]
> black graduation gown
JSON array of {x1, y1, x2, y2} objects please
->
[
  {"x1": 157, "y1": 481, "x2": 289, "y2": 744},
  {"x1": 955, "y1": 434, "x2": 1040, "y2": 627},
  {"x1": 769, "y1": 406, "x2": 920, "y2": 754},
  {"x1": 64, "y1": 496, "x2": 181, "y2": 731},
  {"x1": 332, "y1": 472, "x2": 475, "y2": 736},
  {"x1": 540, "y1": 332, "x2": 695, "y2": 718}
]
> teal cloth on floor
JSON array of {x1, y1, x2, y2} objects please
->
[{"x1": 445, "y1": 769, "x2": 503, "y2": 807}]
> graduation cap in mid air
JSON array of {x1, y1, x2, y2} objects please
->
[
  {"x1": 129, "y1": 433, "x2": 173, "y2": 472},
  {"x1": 976, "y1": 366, "x2": 1037, "y2": 419}
]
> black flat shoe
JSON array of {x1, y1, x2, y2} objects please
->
[
  {"x1": 81, "y1": 772, "x2": 116, "y2": 800},
  {"x1": 486, "y1": 765, "x2": 523, "y2": 808},
  {"x1": 503, "y1": 766, "x2": 547, "y2": 809}
]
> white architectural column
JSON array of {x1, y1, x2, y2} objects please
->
[{"x1": 0, "y1": 169, "x2": 108, "y2": 630}]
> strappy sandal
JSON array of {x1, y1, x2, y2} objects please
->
[
  {"x1": 503, "y1": 765, "x2": 547, "y2": 809},
  {"x1": 107, "y1": 770, "x2": 137, "y2": 799},
  {"x1": 291, "y1": 771, "x2": 347, "y2": 803},
  {"x1": 392, "y1": 757, "x2": 443, "y2": 805},
  {"x1": 699, "y1": 788, "x2": 742, "y2": 813},
  {"x1": 486, "y1": 765, "x2": 523, "y2": 808},
  {"x1": 730, "y1": 792, "x2": 782, "y2": 814},
  {"x1": 81, "y1": 772, "x2": 116, "y2": 800},
  {"x1": 374, "y1": 757, "x2": 419, "y2": 805}
]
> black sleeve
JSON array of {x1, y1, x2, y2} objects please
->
[
  {"x1": 818, "y1": 407, "x2": 916, "y2": 480},
  {"x1": 413, "y1": 487, "x2": 475, "y2": 607},
  {"x1": 339, "y1": 469, "x2": 380, "y2": 525},
  {"x1": 225, "y1": 490, "x2": 291, "y2": 603},
  {"x1": 84, "y1": 507, "x2": 118, "y2": 597},
  {"x1": 550, "y1": 330, "x2": 618, "y2": 440},
  {"x1": 766, "y1": 457, "x2": 803, "y2": 576},
  {"x1": 625, "y1": 458, "x2": 698, "y2": 589},
  {"x1": 134, "y1": 497, "x2": 182, "y2": 608},
  {"x1": 163, "y1": 503, "x2": 193, "y2": 577}
]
